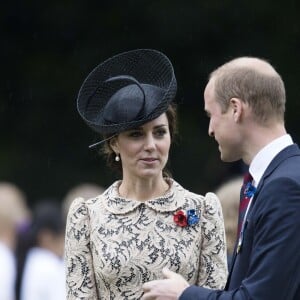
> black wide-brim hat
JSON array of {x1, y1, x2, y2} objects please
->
[{"x1": 77, "y1": 49, "x2": 177, "y2": 140}]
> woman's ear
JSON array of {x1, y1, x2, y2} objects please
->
[
  {"x1": 109, "y1": 136, "x2": 119, "y2": 153},
  {"x1": 229, "y1": 97, "x2": 243, "y2": 122}
]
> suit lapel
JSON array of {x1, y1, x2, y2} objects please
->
[{"x1": 225, "y1": 144, "x2": 300, "y2": 289}]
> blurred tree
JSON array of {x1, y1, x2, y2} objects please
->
[{"x1": 1, "y1": 0, "x2": 300, "y2": 204}]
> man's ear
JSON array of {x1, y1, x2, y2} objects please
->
[{"x1": 229, "y1": 97, "x2": 243, "y2": 122}]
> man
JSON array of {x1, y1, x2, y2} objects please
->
[{"x1": 142, "y1": 57, "x2": 300, "y2": 299}]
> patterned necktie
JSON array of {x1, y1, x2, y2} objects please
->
[{"x1": 237, "y1": 172, "x2": 253, "y2": 236}]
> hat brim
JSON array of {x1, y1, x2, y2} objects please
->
[{"x1": 77, "y1": 49, "x2": 177, "y2": 135}]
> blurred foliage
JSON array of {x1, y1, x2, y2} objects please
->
[{"x1": 1, "y1": 0, "x2": 300, "y2": 205}]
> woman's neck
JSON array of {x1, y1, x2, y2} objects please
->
[{"x1": 118, "y1": 175, "x2": 170, "y2": 202}]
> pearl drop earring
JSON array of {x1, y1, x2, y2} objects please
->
[{"x1": 115, "y1": 154, "x2": 120, "y2": 162}]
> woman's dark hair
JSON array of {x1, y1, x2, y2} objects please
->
[{"x1": 100, "y1": 103, "x2": 178, "y2": 174}]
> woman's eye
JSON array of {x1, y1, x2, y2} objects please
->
[
  {"x1": 129, "y1": 131, "x2": 142, "y2": 138},
  {"x1": 155, "y1": 129, "x2": 167, "y2": 137}
]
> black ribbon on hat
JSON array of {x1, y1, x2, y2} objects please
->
[{"x1": 103, "y1": 75, "x2": 146, "y2": 124}]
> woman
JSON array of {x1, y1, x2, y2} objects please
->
[{"x1": 65, "y1": 49, "x2": 227, "y2": 299}]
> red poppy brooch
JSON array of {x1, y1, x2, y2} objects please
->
[{"x1": 173, "y1": 209, "x2": 200, "y2": 227}]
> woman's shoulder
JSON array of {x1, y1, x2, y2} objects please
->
[
  {"x1": 172, "y1": 179, "x2": 221, "y2": 210},
  {"x1": 189, "y1": 191, "x2": 220, "y2": 210},
  {"x1": 67, "y1": 184, "x2": 111, "y2": 212},
  {"x1": 172, "y1": 179, "x2": 218, "y2": 201},
  {"x1": 68, "y1": 196, "x2": 87, "y2": 215}
]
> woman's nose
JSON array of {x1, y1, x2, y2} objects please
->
[{"x1": 144, "y1": 135, "x2": 155, "y2": 150}]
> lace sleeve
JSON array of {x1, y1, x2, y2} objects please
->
[
  {"x1": 197, "y1": 192, "x2": 228, "y2": 289},
  {"x1": 65, "y1": 197, "x2": 98, "y2": 299}
]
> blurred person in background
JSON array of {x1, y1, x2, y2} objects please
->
[
  {"x1": 65, "y1": 49, "x2": 228, "y2": 299},
  {"x1": 215, "y1": 176, "x2": 243, "y2": 266},
  {"x1": 0, "y1": 182, "x2": 30, "y2": 300},
  {"x1": 62, "y1": 182, "x2": 105, "y2": 219},
  {"x1": 16, "y1": 200, "x2": 66, "y2": 300}
]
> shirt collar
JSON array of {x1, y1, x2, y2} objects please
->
[
  {"x1": 249, "y1": 134, "x2": 293, "y2": 187},
  {"x1": 103, "y1": 178, "x2": 187, "y2": 214}
]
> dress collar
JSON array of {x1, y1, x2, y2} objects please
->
[{"x1": 102, "y1": 179, "x2": 187, "y2": 214}]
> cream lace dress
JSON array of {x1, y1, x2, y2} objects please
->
[{"x1": 65, "y1": 179, "x2": 227, "y2": 299}]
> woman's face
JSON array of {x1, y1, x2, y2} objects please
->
[{"x1": 111, "y1": 113, "x2": 171, "y2": 180}]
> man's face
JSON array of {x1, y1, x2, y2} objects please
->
[{"x1": 204, "y1": 79, "x2": 242, "y2": 162}]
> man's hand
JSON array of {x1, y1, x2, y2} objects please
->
[{"x1": 141, "y1": 268, "x2": 190, "y2": 300}]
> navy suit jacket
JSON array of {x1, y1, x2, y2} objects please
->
[{"x1": 180, "y1": 144, "x2": 300, "y2": 300}]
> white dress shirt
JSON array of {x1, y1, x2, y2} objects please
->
[
  {"x1": 249, "y1": 134, "x2": 293, "y2": 187},
  {"x1": 20, "y1": 247, "x2": 66, "y2": 300},
  {"x1": 237, "y1": 134, "x2": 294, "y2": 253},
  {"x1": 0, "y1": 242, "x2": 16, "y2": 300}
]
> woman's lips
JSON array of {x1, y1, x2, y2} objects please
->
[{"x1": 140, "y1": 158, "x2": 157, "y2": 162}]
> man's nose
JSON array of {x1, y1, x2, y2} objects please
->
[{"x1": 208, "y1": 122, "x2": 214, "y2": 137}]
